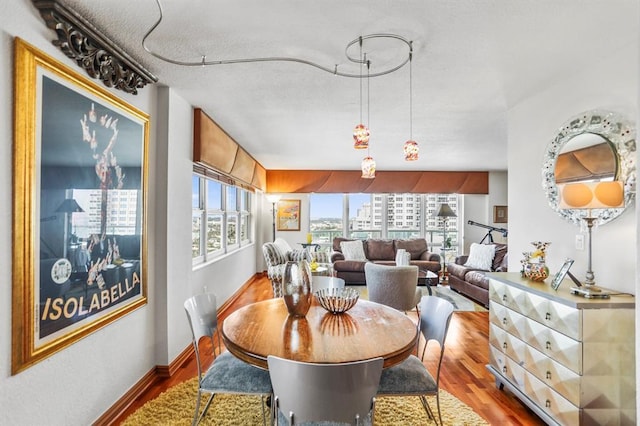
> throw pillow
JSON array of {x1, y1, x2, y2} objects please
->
[
  {"x1": 340, "y1": 240, "x2": 368, "y2": 261},
  {"x1": 464, "y1": 243, "x2": 496, "y2": 270},
  {"x1": 395, "y1": 249, "x2": 408, "y2": 265}
]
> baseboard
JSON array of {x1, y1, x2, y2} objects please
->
[
  {"x1": 93, "y1": 368, "x2": 158, "y2": 426},
  {"x1": 94, "y1": 274, "x2": 260, "y2": 425}
]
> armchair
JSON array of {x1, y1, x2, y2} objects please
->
[{"x1": 262, "y1": 238, "x2": 309, "y2": 297}]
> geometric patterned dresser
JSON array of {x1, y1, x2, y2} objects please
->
[{"x1": 486, "y1": 273, "x2": 635, "y2": 425}]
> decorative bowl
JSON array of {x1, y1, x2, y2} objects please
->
[{"x1": 315, "y1": 287, "x2": 359, "y2": 314}]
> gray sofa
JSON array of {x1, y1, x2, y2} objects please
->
[
  {"x1": 447, "y1": 243, "x2": 508, "y2": 307},
  {"x1": 330, "y1": 237, "x2": 441, "y2": 285}
]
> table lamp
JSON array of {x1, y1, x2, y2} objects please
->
[
  {"x1": 435, "y1": 203, "x2": 457, "y2": 284},
  {"x1": 558, "y1": 181, "x2": 624, "y2": 288}
]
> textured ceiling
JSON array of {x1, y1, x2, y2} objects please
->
[{"x1": 58, "y1": 0, "x2": 638, "y2": 173}]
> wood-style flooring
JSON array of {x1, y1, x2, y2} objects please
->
[{"x1": 113, "y1": 276, "x2": 545, "y2": 425}]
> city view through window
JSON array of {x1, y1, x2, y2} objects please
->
[{"x1": 309, "y1": 193, "x2": 460, "y2": 252}]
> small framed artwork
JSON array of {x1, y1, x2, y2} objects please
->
[
  {"x1": 550, "y1": 259, "x2": 575, "y2": 291},
  {"x1": 493, "y1": 205, "x2": 508, "y2": 223},
  {"x1": 277, "y1": 199, "x2": 301, "y2": 231},
  {"x1": 12, "y1": 39, "x2": 149, "y2": 374}
]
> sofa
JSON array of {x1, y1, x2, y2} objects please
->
[
  {"x1": 447, "y1": 243, "x2": 508, "y2": 308},
  {"x1": 330, "y1": 237, "x2": 441, "y2": 285}
]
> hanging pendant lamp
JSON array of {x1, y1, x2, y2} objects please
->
[
  {"x1": 403, "y1": 46, "x2": 419, "y2": 161},
  {"x1": 361, "y1": 155, "x2": 376, "y2": 179},
  {"x1": 353, "y1": 43, "x2": 369, "y2": 149}
]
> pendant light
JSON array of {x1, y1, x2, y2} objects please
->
[
  {"x1": 403, "y1": 45, "x2": 419, "y2": 161},
  {"x1": 361, "y1": 59, "x2": 376, "y2": 178},
  {"x1": 353, "y1": 40, "x2": 370, "y2": 149}
]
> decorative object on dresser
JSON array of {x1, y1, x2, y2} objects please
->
[
  {"x1": 486, "y1": 273, "x2": 635, "y2": 425},
  {"x1": 521, "y1": 241, "x2": 551, "y2": 282},
  {"x1": 447, "y1": 243, "x2": 508, "y2": 308}
]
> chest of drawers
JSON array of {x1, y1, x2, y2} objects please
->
[{"x1": 486, "y1": 273, "x2": 635, "y2": 425}]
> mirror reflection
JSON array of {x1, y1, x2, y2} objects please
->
[{"x1": 554, "y1": 133, "x2": 617, "y2": 184}]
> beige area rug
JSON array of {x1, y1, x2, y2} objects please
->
[
  {"x1": 348, "y1": 285, "x2": 487, "y2": 312},
  {"x1": 122, "y1": 377, "x2": 488, "y2": 426}
]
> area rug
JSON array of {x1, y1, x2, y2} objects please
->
[
  {"x1": 122, "y1": 376, "x2": 489, "y2": 425},
  {"x1": 347, "y1": 285, "x2": 487, "y2": 312}
]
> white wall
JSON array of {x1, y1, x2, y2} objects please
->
[
  {"x1": 0, "y1": 3, "x2": 256, "y2": 423},
  {"x1": 507, "y1": 43, "x2": 637, "y2": 294},
  {"x1": 0, "y1": 2, "x2": 159, "y2": 423}
]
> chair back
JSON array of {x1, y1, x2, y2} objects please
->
[
  {"x1": 364, "y1": 262, "x2": 420, "y2": 312},
  {"x1": 418, "y1": 295, "x2": 454, "y2": 389},
  {"x1": 419, "y1": 295, "x2": 454, "y2": 348},
  {"x1": 184, "y1": 293, "x2": 218, "y2": 378},
  {"x1": 268, "y1": 355, "x2": 383, "y2": 425}
]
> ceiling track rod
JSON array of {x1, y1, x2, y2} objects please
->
[{"x1": 142, "y1": 0, "x2": 413, "y2": 78}]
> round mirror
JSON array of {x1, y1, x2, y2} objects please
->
[{"x1": 542, "y1": 110, "x2": 636, "y2": 226}]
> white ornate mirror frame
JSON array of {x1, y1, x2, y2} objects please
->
[{"x1": 542, "y1": 109, "x2": 636, "y2": 226}]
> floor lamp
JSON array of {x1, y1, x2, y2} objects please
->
[
  {"x1": 266, "y1": 194, "x2": 281, "y2": 242},
  {"x1": 558, "y1": 181, "x2": 624, "y2": 290},
  {"x1": 56, "y1": 198, "x2": 85, "y2": 259},
  {"x1": 435, "y1": 203, "x2": 457, "y2": 284}
]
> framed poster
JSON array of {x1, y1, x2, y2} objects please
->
[
  {"x1": 12, "y1": 38, "x2": 149, "y2": 374},
  {"x1": 493, "y1": 205, "x2": 508, "y2": 223},
  {"x1": 277, "y1": 199, "x2": 301, "y2": 231}
]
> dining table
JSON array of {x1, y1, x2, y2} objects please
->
[{"x1": 221, "y1": 297, "x2": 418, "y2": 370}]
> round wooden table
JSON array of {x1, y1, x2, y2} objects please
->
[{"x1": 221, "y1": 298, "x2": 418, "y2": 370}]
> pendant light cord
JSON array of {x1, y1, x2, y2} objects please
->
[{"x1": 409, "y1": 48, "x2": 413, "y2": 140}]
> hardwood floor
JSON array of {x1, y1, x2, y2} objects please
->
[{"x1": 113, "y1": 276, "x2": 545, "y2": 425}]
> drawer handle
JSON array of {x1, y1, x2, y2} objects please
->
[
  {"x1": 502, "y1": 342, "x2": 508, "y2": 350},
  {"x1": 546, "y1": 371, "x2": 552, "y2": 380},
  {"x1": 502, "y1": 366, "x2": 507, "y2": 374},
  {"x1": 545, "y1": 399, "x2": 551, "y2": 408},
  {"x1": 546, "y1": 341, "x2": 552, "y2": 350},
  {"x1": 502, "y1": 317, "x2": 508, "y2": 325},
  {"x1": 502, "y1": 294, "x2": 507, "y2": 302},
  {"x1": 545, "y1": 312, "x2": 551, "y2": 320}
]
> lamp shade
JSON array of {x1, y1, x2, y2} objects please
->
[
  {"x1": 403, "y1": 140, "x2": 419, "y2": 161},
  {"x1": 435, "y1": 203, "x2": 457, "y2": 218},
  {"x1": 361, "y1": 156, "x2": 376, "y2": 179},
  {"x1": 558, "y1": 181, "x2": 624, "y2": 210},
  {"x1": 266, "y1": 194, "x2": 282, "y2": 204},
  {"x1": 353, "y1": 124, "x2": 370, "y2": 149},
  {"x1": 55, "y1": 198, "x2": 84, "y2": 213}
]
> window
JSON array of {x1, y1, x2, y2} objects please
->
[
  {"x1": 192, "y1": 172, "x2": 254, "y2": 265},
  {"x1": 310, "y1": 193, "x2": 460, "y2": 251}
]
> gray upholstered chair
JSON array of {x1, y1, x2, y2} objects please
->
[
  {"x1": 364, "y1": 262, "x2": 422, "y2": 313},
  {"x1": 377, "y1": 295, "x2": 454, "y2": 426},
  {"x1": 267, "y1": 355, "x2": 383, "y2": 425},
  {"x1": 262, "y1": 238, "x2": 309, "y2": 297},
  {"x1": 184, "y1": 293, "x2": 272, "y2": 425}
]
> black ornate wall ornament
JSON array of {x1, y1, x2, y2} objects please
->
[{"x1": 32, "y1": 0, "x2": 157, "y2": 95}]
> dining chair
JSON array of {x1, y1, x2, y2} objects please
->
[
  {"x1": 184, "y1": 293, "x2": 272, "y2": 426},
  {"x1": 364, "y1": 262, "x2": 422, "y2": 313},
  {"x1": 267, "y1": 355, "x2": 384, "y2": 426},
  {"x1": 376, "y1": 295, "x2": 454, "y2": 426}
]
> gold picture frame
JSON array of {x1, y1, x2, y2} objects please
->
[
  {"x1": 12, "y1": 38, "x2": 149, "y2": 374},
  {"x1": 277, "y1": 199, "x2": 301, "y2": 231},
  {"x1": 493, "y1": 205, "x2": 508, "y2": 223}
]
